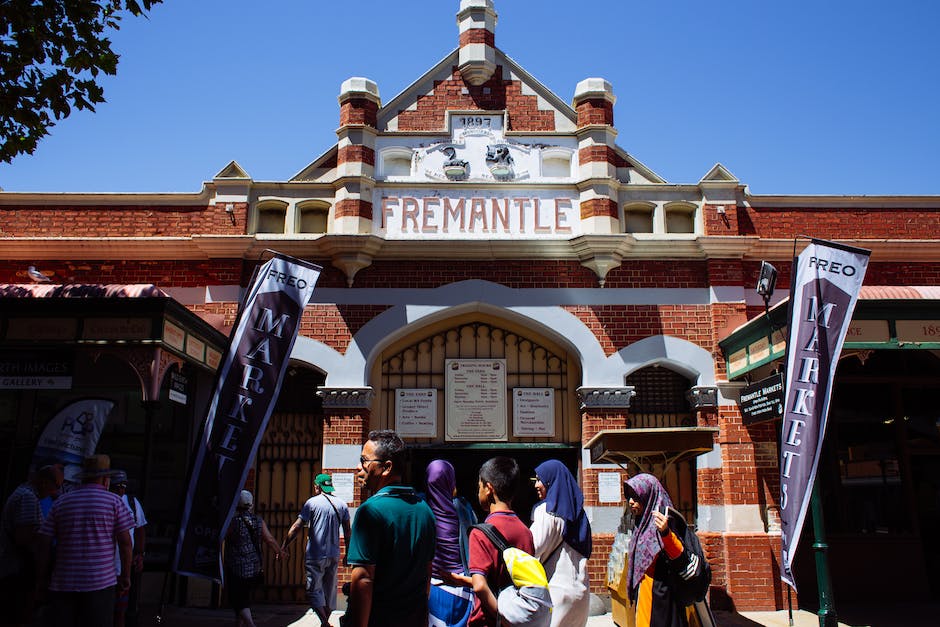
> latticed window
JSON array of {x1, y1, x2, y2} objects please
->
[
  {"x1": 626, "y1": 366, "x2": 694, "y2": 428},
  {"x1": 378, "y1": 319, "x2": 575, "y2": 444},
  {"x1": 625, "y1": 365, "x2": 698, "y2": 525}
]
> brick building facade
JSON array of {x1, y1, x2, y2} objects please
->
[{"x1": 2, "y1": 0, "x2": 938, "y2": 613}]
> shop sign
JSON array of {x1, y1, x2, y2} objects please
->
[
  {"x1": 0, "y1": 351, "x2": 73, "y2": 389},
  {"x1": 169, "y1": 371, "x2": 188, "y2": 405},
  {"x1": 597, "y1": 472, "x2": 623, "y2": 504},
  {"x1": 895, "y1": 320, "x2": 940, "y2": 343},
  {"x1": 5, "y1": 318, "x2": 76, "y2": 340},
  {"x1": 740, "y1": 373, "x2": 784, "y2": 426},
  {"x1": 512, "y1": 388, "x2": 554, "y2": 437},
  {"x1": 395, "y1": 388, "x2": 437, "y2": 437},
  {"x1": 445, "y1": 359, "x2": 507, "y2": 441},
  {"x1": 82, "y1": 317, "x2": 151, "y2": 340}
]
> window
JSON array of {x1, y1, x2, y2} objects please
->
[
  {"x1": 541, "y1": 148, "x2": 572, "y2": 178},
  {"x1": 380, "y1": 147, "x2": 414, "y2": 178},
  {"x1": 664, "y1": 202, "x2": 696, "y2": 234},
  {"x1": 256, "y1": 201, "x2": 287, "y2": 233},
  {"x1": 297, "y1": 201, "x2": 330, "y2": 234},
  {"x1": 623, "y1": 203, "x2": 655, "y2": 234}
]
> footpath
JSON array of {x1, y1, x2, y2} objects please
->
[{"x1": 141, "y1": 603, "x2": 927, "y2": 627}]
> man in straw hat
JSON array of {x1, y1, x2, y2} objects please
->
[
  {"x1": 282, "y1": 473, "x2": 351, "y2": 627},
  {"x1": 36, "y1": 454, "x2": 134, "y2": 627}
]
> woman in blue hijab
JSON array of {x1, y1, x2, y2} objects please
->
[{"x1": 530, "y1": 459, "x2": 592, "y2": 627}]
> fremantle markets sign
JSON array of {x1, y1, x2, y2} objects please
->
[{"x1": 377, "y1": 191, "x2": 580, "y2": 238}]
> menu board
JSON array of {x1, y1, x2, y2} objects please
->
[
  {"x1": 445, "y1": 359, "x2": 507, "y2": 441},
  {"x1": 395, "y1": 388, "x2": 438, "y2": 437},
  {"x1": 512, "y1": 388, "x2": 555, "y2": 437}
]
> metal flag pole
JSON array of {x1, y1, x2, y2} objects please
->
[{"x1": 810, "y1": 481, "x2": 838, "y2": 627}]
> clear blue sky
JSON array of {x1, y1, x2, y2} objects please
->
[{"x1": 2, "y1": 0, "x2": 939, "y2": 195}]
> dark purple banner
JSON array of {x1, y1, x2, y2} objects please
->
[
  {"x1": 779, "y1": 240, "x2": 869, "y2": 589},
  {"x1": 174, "y1": 254, "x2": 321, "y2": 581}
]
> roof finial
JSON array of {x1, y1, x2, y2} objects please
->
[{"x1": 457, "y1": 0, "x2": 497, "y2": 86}]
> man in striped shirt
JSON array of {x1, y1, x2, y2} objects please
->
[{"x1": 37, "y1": 455, "x2": 134, "y2": 627}]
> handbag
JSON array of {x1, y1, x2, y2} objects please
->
[{"x1": 242, "y1": 514, "x2": 265, "y2": 584}]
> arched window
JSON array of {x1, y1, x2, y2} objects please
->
[
  {"x1": 380, "y1": 147, "x2": 414, "y2": 178},
  {"x1": 664, "y1": 202, "x2": 696, "y2": 234},
  {"x1": 540, "y1": 148, "x2": 573, "y2": 178},
  {"x1": 623, "y1": 202, "x2": 655, "y2": 234},
  {"x1": 625, "y1": 365, "x2": 698, "y2": 524},
  {"x1": 256, "y1": 200, "x2": 287, "y2": 233},
  {"x1": 297, "y1": 200, "x2": 330, "y2": 234}
]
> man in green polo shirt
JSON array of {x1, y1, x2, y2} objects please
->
[{"x1": 343, "y1": 429, "x2": 436, "y2": 627}]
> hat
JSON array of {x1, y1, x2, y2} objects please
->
[
  {"x1": 112, "y1": 470, "x2": 128, "y2": 485},
  {"x1": 238, "y1": 490, "x2": 254, "y2": 509},
  {"x1": 80, "y1": 455, "x2": 118, "y2": 480},
  {"x1": 314, "y1": 473, "x2": 335, "y2": 494}
]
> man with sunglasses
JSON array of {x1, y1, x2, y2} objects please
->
[{"x1": 342, "y1": 430, "x2": 436, "y2": 627}]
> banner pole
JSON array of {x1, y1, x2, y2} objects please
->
[{"x1": 810, "y1": 481, "x2": 838, "y2": 627}]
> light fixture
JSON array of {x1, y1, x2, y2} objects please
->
[
  {"x1": 224, "y1": 203, "x2": 236, "y2": 225},
  {"x1": 756, "y1": 260, "x2": 778, "y2": 319}
]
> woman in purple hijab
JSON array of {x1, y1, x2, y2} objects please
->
[
  {"x1": 624, "y1": 473, "x2": 710, "y2": 627},
  {"x1": 530, "y1": 459, "x2": 592, "y2": 627},
  {"x1": 426, "y1": 459, "x2": 476, "y2": 627}
]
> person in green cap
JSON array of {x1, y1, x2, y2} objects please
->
[{"x1": 282, "y1": 472, "x2": 350, "y2": 627}]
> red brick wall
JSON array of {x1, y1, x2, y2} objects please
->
[
  {"x1": 459, "y1": 29, "x2": 494, "y2": 46},
  {"x1": 301, "y1": 305, "x2": 391, "y2": 353},
  {"x1": 575, "y1": 98, "x2": 614, "y2": 126},
  {"x1": 395, "y1": 67, "x2": 555, "y2": 132},
  {"x1": 579, "y1": 197, "x2": 618, "y2": 219},
  {"x1": 0, "y1": 259, "x2": 243, "y2": 285},
  {"x1": 334, "y1": 199, "x2": 373, "y2": 220},
  {"x1": 339, "y1": 98, "x2": 378, "y2": 127},
  {"x1": 565, "y1": 305, "x2": 712, "y2": 356},
  {"x1": 721, "y1": 533, "x2": 786, "y2": 611},
  {"x1": 0, "y1": 203, "x2": 242, "y2": 237},
  {"x1": 578, "y1": 145, "x2": 629, "y2": 167},
  {"x1": 740, "y1": 205, "x2": 940, "y2": 239},
  {"x1": 337, "y1": 145, "x2": 375, "y2": 166}
]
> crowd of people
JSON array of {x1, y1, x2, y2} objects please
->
[{"x1": 1, "y1": 430, "x2": 712, "y2": 627}]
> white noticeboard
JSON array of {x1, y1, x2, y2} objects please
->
[
  {"x1": 512, "y1": 388, "x2": 555, "y2": 437},
  {"x1": 395, "y1": 388, "x2": 438, "y2": 437},
  {"x1": 598, "y1": 472, "x2": 623, "y2": 504},
  {"x1": 331, "y1": 472, "x2": 356, "y2": 505},
  {"x1": 445, "y1": 359, "x2": 507, "y2": 441}
]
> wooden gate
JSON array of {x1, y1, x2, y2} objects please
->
[{"x1": 252, "y1": 410, "x2": 323, "y2": 603}]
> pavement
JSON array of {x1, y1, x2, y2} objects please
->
[{"x1": 140, "y1": 603, "x2": 937, "y2": 627}]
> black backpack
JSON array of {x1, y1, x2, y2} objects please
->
[{"x1": 663, "y1": 507, "x2": 711, "y2": 605}]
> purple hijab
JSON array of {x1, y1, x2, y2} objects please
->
[
  {"x1": 625, "y1": 473, "x2": 674, "y2": 595},
  {"x1": 426, "y1": 459, "x2": 462, "y2": 577},
  {"x1": 534, "y1": 460, "x2": 592, "y2": 559}
]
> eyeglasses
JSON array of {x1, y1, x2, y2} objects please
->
[{"x1": 359, "y1": 456, "x2": 386, "y2": 466}]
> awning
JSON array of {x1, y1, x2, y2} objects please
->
[
  {"x1": 0, "y1": 283, "x2": 227, "y2": 373},
  {"x1": 718, "y1": 286, "x2": 940, "y2": 380},
  {"x1": 585, "y1": 427, "x2": 718, "y2": 469}
]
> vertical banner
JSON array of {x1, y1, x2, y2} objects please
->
[
  {"x1": 779, "y1": 239, "x2": 869, "y2": 589},
  {"x1": 174, "y1": 253, "x2": 321, "y2": 581}
]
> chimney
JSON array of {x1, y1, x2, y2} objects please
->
[{"x1": 457, "y1": 0, "x2": 497, "y2": 86}]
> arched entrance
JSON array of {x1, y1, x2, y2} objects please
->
[{"x1": 371, "y1": 313, "x2": 582, "y2": 522}]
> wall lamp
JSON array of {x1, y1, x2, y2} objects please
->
[{"x1": 225, "y1": 203, "x2": 236, "y2": 225}]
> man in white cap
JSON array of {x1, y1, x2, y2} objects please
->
[
  {"x1": 36, "y1": 454, "x2": 134, "y2": 627},
  {"x1": 282, "y1": 473, "x2": 350, "y2": 627},
  {"x1": 109, "y1": 470, "x2": 147, "y2": 627}
]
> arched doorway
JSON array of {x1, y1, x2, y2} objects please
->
[
  {"x1": 372, "y1": 313, "x2": 582, "y2": 522},
  {"x1": 251, "y1": 365, "x2": 326, "y2": 603}
]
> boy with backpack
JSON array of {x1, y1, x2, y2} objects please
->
[{"x1": 467, "y1": 456, "x2": 538, "y2": 627}]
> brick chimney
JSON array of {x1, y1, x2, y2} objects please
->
[{"x1": 457, "y1": 0, "x2": 497, "y2": 86}]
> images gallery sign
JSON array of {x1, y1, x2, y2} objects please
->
[{"x1": 377, "y1": 191, "x2": 580, "y2": 238}]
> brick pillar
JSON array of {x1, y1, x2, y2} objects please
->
[
  {"x1": 335, "y1": 77, "x2": 380, "y2": 234},
  {"x1": 457, "y1": 0, "x2": 497, "y2": 86},
  {"x1": 578, "y1": 385, "x2": 634, "y2": 595},
  {"x1": 317, "y1": 386, "x2": 374, "y2": 507},
  {"x1": 573, "y1": 78, "x2": 620, "y2": 236}
]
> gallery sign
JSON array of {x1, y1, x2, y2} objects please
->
[{"x1": 0, "y1": 351, "x2": 73, "y2": 389}]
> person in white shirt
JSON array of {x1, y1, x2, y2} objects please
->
[{"x1": 110, "y1": 470, "x2": 147, "y2": 627}]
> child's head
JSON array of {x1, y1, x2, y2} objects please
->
[{"x1": 478, "y1": 456, "x2": 520, "y2": 507}]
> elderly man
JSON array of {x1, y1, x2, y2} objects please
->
[
  {"x1": 37, "y1": 455, "x2": 134, "y2": 627},
  {"x1": 282, "y1": 473, "x2": 350, "y2": 627},
  {"x1": 343, "y1": 430, "x2": 436, "y2": 627}
]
